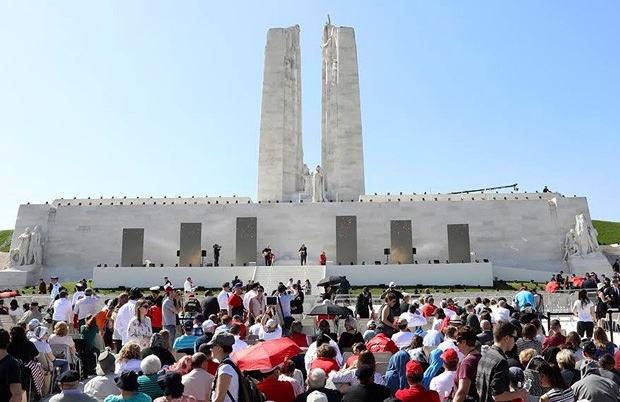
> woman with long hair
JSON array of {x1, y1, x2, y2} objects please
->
[
  {"x1": 7, "y1": 326, "x2": 44, "y2": 397},
  {"x1": 572, "y1": 289, "x2": 595, "y2": 338},
  {"x1": 538, "y1": 363, "x2": 574, "y2": 402},
  {"x1": 8, "y1": 299, "x2": 23, "y2": 319},
  {"x1": 593, "y1": 326, "x2": 616, "y2": 359},
  {"x1": 596, "y1": 281, "x2": 610, "y2": 328},
  {"x1": 80, "y1": 314, "x2": 100, "y2": 352},
  {"x1": 127, "y1": 300, "x2": 153, "y2": 348}
]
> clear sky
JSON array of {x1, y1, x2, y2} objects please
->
[{"x1": 1, "y1": 1, "x2": 618, "y2": 229}]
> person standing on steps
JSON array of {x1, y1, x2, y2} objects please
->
[{"x1": 299, "y1": 244, "x2": 308, "y2": 266}]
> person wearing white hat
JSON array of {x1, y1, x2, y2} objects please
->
[{"x1": 258, "y1": 318, "x2": 283, "y2": 341}]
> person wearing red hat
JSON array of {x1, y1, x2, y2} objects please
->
[
  {"x1": 395, "y1": 360, "x2": 440, "y2": 402},
  {"x1": 429, "y1": 348, "x2": 459, "y2": 399}
]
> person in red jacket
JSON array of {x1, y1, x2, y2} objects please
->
[
  {"x1": 320, "y1": 252, "x2": 327, "y2": 266},
  {"x1": 366, "y1": 326, "x2": 399, "y2": 354},
  {"x1": 542, "y1": 319, "x2": 566, "y2": 352},
  {"x1": 310, "y1": 344, "x2": 341, "y2": 376},
  {"x1": 395, "y1": 360, "x2": 441, "y2": 402},
  {"x1": 256, "y1": 364, "x2": 296, "y2": 402}
]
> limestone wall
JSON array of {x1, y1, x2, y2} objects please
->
[{"x1": 9, "y1": 194, "x2": 591, "y2": 283}]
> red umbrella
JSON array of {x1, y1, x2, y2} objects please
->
[
  {"x1": 571, "y1": 276, "x2": 584, "y2": 288},
  {"x1": 545, "y1": 281, "x2": 559, "y2": 293},
  {"x1": 231, "y1": 337, "x2": 303, "y2": 372}
]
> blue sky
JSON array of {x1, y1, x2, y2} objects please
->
[{"x1": 1, "y1": 1, "x2": 618, "y2": 229}]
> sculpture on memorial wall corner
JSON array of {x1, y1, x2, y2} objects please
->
[
  {"x1": 8, "y1": 226, "x2": 44, "y2": 268},
  {"x1": 563, "y1": 214, "x2": 600, "y2": 261},
  {"x1": 312, "y1": 165, "x2": 326, "y2": 202}
]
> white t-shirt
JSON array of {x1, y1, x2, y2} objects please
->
[
  {"x1": 214, "y1": 361, "x2": 239, "y2": 402},
  {"x1": 429, "y1": 370, "x2": 456, "y2": 399},
  {"x1": 391, "y1": 331, "x2": 414, "y2": 349},
  {"x1": 258, "y1": 326, "x2": 283, "y2": 341},
  {"x1": 52, "y1": 298, "x2": 73, "y2": 322},
  {"x1": 573, "y1": 300, "x2": 595, "y2": 322},
  {"x1": 217, "y1": 290, "x2": 229, "y2": 311}
]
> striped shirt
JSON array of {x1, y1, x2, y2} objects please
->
[
  {"x1": 544, "y1": 387, "x2": 575, "y2": 402},
  {"x1": 138, "y1": 373, "x2": 165, "y2": 400}
]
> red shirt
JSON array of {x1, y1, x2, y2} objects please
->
[
  {"x1": 366, "y1": 333, "x2": 399, "y2": 354},
  {"x1": 346, "y1": 354, "x2": 358, "y2": 368},
  {"x1": 542, "y1": 332, "x2": 566, "y2": 352},
  {"x1": 395, "y1": 384, "x2": 441, "y2": 402},
  {"x1": 228, "y1": 293, "x2": 243, "y2": 309},
  {"x1": 290, "y1": 332, "x2": 309, "y2": 348},
  {"x1": 231, "y1": 318, "x2": 247, "y2": 339},
  {"x1": 310, "y1": 357, "x2": 340, "y2": 376},
  {"x1": 148, "y1": 305, "x2": 163, "y2": 328},
  {"x1": 320, "y1": 254, "x2": 327, "y2": 265},
  {"x1": 257, "y1": 378, "x2": 295, "y2": 402},
  {"x1": 422, "y1": 303, "x2": 437, "y2": 318}
]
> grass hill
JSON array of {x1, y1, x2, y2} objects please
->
[
  {"x1": 593, "y1": 220, "x2": 620, "y2": 245},
  {"x1": 0, "y1": 230, "x2": 13, "y2": 253}
]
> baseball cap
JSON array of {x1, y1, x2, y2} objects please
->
[
  {"x1": 266, "y1": 319, "x2": 278, "y2": 328},
  {"x1": 233, "y1": 283, "x2": 243, "y2": 290},
  {"x1": 389, "y1": 281, "x2": 396, "y2": 287},
  {"x1": 366, "y1": 320, "x2": 376, "y2": 328},
  {"x1": 582, "y1": 341, "x2": 596, "y2": 355},
  {"x1": 440, "y1": 348, "x2": 459, "y2": 362},
  {"x1": 183, "y1": 321, "x2": 194, "y2": 330},
  {"x1": 406, "y1": 360, "x2": 423, "y2": 376},
  {"x1": 57, "y1": 370, "x2": 80, "y2": 384},
  {"x1": 598, "y1": 283, "x2": 605, "y2": 290},
  {"x1": 149, "y1": 286, "x2": 161, "y2": 291},
  {"x1": 207, "y1": 332, "x2": 235, "y2": 347},
  {"x1": 202, "y1": 319, "x2": 216, "y2": 331},
  {"x1": 27, "y1": 319, "x2": 40, "y2": 329}
]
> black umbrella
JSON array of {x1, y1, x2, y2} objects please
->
[
  {"x1": 316, "y1": 276, "x2": 344, "y2": 287},
  {"x1": 307, "y1": 303, "x2": 352, "y2": 316}
]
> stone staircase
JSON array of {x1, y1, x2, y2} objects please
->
[{"x1": 252, "y1": 264, "x2": 326, "y2": 294}]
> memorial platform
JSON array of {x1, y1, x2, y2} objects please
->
[{"x1": 92, "y1": 262, "x2": 494, "y2": 289}]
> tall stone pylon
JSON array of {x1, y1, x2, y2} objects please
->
[
  {"x1": 321, "y1": 18, "x2": 365, "y2": 201},
  {"x1": 257, "y1": 25, "x2": 304, "y2": 202}
]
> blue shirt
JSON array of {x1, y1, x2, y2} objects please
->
[
  {"x1": 514, "y1": 290, "x2": 535, "y2": 311},
  {"x1": 103, "y1": 392, "x2": 151, "y2": 402},
  {"x1": 172, "y1": 334, "x2": 198, "y2": 351}
]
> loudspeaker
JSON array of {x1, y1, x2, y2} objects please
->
[
  {"x1": 201, "y1": 250, "x2": 207, "y2": 257},
  {"x1": 384, "y1": 248, "x2": 391, "y2": 255},
  {"x1": 176, "y1": 250, "x2": 180, "y2": 257},
  {"x1": 412, "y1": 247, "x2": 417, "y2": 255}
]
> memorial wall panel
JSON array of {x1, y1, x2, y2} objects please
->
[
  {"x1": 336, "y1": 216, "x2": 357, "y2": 265},
  {"x1": 121, "y1": 228, "x2": 144, "y2": 267},
  {"x1": 236, "y1": 217, "x2": 257, "y2": 266},
  {"x1": 447, "y1": 223, "x2": 471, "y2": 263},
  {"x1": 180, "y1": 223, "x2": 202, "y2": 267},
  {"x1": 390, "y1": 220, "x2": 413, "y2": 264}
]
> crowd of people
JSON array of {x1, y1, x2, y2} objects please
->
[{"x1": 2, "y1": 272, "x2": 620, "y2": 402}]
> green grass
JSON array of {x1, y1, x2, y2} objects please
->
[
  {"x1": 0, "y1": 230, "x2": 13, "y2": 253},
  {"x1": 593, "y1": 220, "x2": 620, "y2": 245}
]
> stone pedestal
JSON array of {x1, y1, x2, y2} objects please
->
[
  {"x1": 567, "y1": 252, "x2": 611, "y2": 276},
  {"x1": 0, "y1": 264, "x2": 42, "y2": 288}
]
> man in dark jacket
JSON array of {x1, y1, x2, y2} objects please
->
[{"x1": 342, "y1": 364, "x2": 390, "y2": 402}]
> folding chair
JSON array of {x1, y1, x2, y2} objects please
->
[
  {"x1": 37, "y1": 353, "x2": 59, "y2": 396},
  {"x1": 49, "y1": 344, "x2": 81, "y2": 379}
]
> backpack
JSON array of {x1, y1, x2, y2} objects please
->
[{"x1": 218, "y1": 359, "x2": 267, "y2": 402}]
